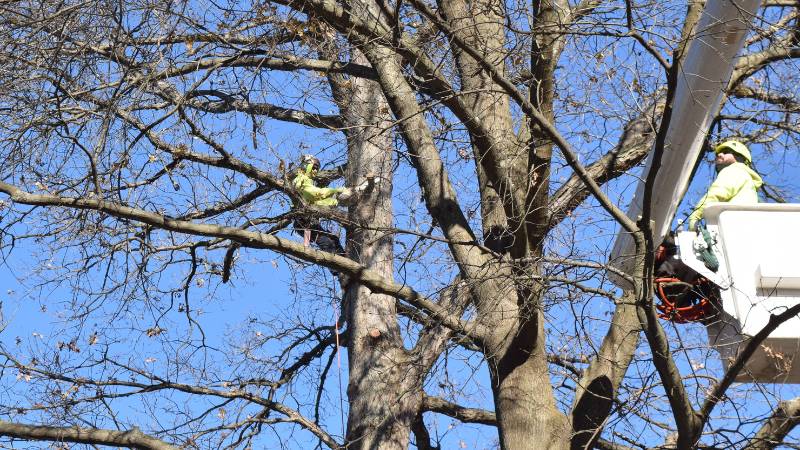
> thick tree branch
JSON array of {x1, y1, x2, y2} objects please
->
[
  {"x1": 621, "y1": 8, "x2": 712, "y2": 443},
  {"x1": 549, "y1": 99, "x2": 662, "y2": 227},
  {"x1": 731, "y1": 42, "x2": 800, "y2": 87},
  {"x1": 763, "y1": 0, "x2": 800, "y2": 5},
  {"x1": 277, "y1": 0, "x2": 527, "y2": 227},
  {"x1": 636, "y1": 301, "x2": 701, "y2": 446},
  {"x1": 699, "y1": 302, "x2": 800, "y2": 424},
  {"x1": 406, "y1": 0, "x2": 638, "y2": 234},
  {"x1": 359, "y1": 43, "x2": 491, "y2": 271},
  {"x1": 412, "y1": 278, "x2": 474, "y2": 371},
  {"x1": 638, "y1": 0, "x2": 704, "y2": 227},
  {"x1": 0, "y1": 182, "x2": 487, "y2": 344},
  {"x1": 569, "y1": 0, "x2": 604, "y2": 23},
  {"x1": 0, "y1": 421, "x2": 177, "y2": 450},
  {"x1": 422, "y1": 395, "x2": 497, "y2": 425},
  {"x1": 570, "y1": 292, "x2": 640, "y2": 450},
  {"x1": 272, "y1": 0, "x2": 501, "y2": 276},
  {"x1": 745, "y1": 397, "x2": 800, "y2": 450},
  {"x1": 411, "y1": 414, "x2": 439, "y2": 450},
  {"x1": 155, "y1": 54, "x2": 377, "y2": 81},
  {"x1": 595, "y1": 439, "x2": 636, "y2": 450},
  {"x1": 184, "y1": 92, "x2": 344, "y2": 129},
  {"x1": 730, "y1": 85, "x2": 800, "y2": 112}
]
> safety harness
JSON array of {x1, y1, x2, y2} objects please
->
[
  {"x1": 654, "y1": 276, "x2": 718, "y2": 323},
  {"x1": 653, "y1": 238, "x2": 719, "y2": 324}
]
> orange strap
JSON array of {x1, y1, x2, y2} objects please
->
[{"x1": 654, "y1": 277, "x2": 715, "y2": 323}]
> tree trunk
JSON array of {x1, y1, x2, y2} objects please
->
[
  {"x1": 438, "y1": 0, "x2": 523, "y2": 255},
  {"x1": 571, "y1": 293, "x2": 640, "y2": 450},
  {"x1": 490, "y1": 314, "x2": 570, "y2": 450},
  {"x1": 332, "y1": 49, "x2": 421, "y2": 449}
]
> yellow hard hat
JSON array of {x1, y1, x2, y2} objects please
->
[
  {"x1": 300, "y1": 154, "x2": 321, "y2": 173},
  {"x1": 714, "y1": 140, "x2": 751, "y2": 164}
]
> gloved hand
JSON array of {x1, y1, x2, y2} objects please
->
[
  {"x1": 692, "y1": 226, "x2": 720, "y2": 272},
  {"x1": 354, "y1": 175, "x2": 379, "y2": 194},
  {"x1": 359, "y1": 180, "x2": 372, "y2": 193},
  {"x1": 338, "y1": 176, "x2": 379, "y2": 206},
  {"x1": 692, "y1": 232, "x2": 708, "y2": 253},
  {"x1": 336, "y1": 187, "x2": 354, "y2": 203}
]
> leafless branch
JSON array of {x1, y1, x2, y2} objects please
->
[
  {"x1": 421, "y1": 395, "x2": 497, "y2": 425},
  {"x1": 0, "y1": 421, "x2": 178, "y2": 450}
]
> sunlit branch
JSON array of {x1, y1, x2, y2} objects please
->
[
  {"x1": 183, "y1": 91, "x2": 343, "y2": 129},
  {"x1": 731, "y1": 41, "x2": 800, "y2": 86},
  {"x1": 421, "y1": 395, "x2": 496, "y2": 425},
  {"x1": 699, "y1": 302, "x2": 800, "y2": 424},
  {"x1": 763, "y1": 0, "x2": 800, "y2": 7},
  {"x1": 0, "y1": 182, "x2": 487, "y2": 343},
  {"x1": 156, "y1": 54, "x2": 377, "y2": 81},
  {"x1": 745, "y1": 397, "x2": 800, "y2": 450},
  {"x1": 596, "y1": 438, "x2": 636, "y2": 450},
  {"x1": 0, "y1": 421, "x2": 177, "y2": 450},
  {"x1": 730, "y1": 85, "x2": 800, "y2": 112}
]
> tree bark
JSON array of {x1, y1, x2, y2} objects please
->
[
  {"x1": 438, "y1": 0, "x2": 522, "y2": 254},
  {"x1": 331, "y1": 47, "x2": 421, "y2": 449},
  {"x1": 745, "y1": 397, "x2": 800, "y2": 450},
  {"x1": 490, "y1": 315, "x2": 570, "y2": 450},
  {"x1": 0, "y1": 421, "x2": 177, "y2": 450},
  {"x1": 571, "y1": 293, "x2": 641, "y2": 450}
]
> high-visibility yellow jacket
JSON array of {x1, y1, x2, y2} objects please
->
[
  {"x1": 688, "y1": 162, "x2": 763, "y2": 229},
  {"x1": 293, "y1": 168, "x2": 342, "y2": 207}
]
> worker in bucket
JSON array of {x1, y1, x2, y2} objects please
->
[
  {"x1": 687, "y1": 140, "x2": 763, "y2": 231},
  {"x1": 655, "y1": 140, "x2": 763, "y2": 322},
  {"x1": 292, "y1": 154, "x2": 373, "y2": 258}
]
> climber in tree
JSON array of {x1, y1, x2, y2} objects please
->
[{"x1": 292, "y1": 154, "x2": 373, "y2": 258}]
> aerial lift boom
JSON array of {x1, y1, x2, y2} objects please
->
[
  {"x1": 609, "y1": 0, "x2": 762, "y2": 277},
  {"x1": 608, "y1": 0, "x2": 800, "y2": 383}
]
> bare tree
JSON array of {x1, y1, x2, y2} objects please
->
[{"x1": 0, "y1": 0, "x2": 799, "y2": 449}]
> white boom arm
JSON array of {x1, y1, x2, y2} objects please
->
[{"x1": 609, "y1": 0, "x2": 762, "y2": 288}]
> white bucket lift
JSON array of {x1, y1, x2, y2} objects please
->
[
  {"x1": 674, "y1": 204, "x2": 800, "y2": 383},
  {"x1": 609, "y1": 0, "x2": 763, "y2": 276},
  {"x1": 605, "y1": 0, "x2": 800, "y2": 383}
]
